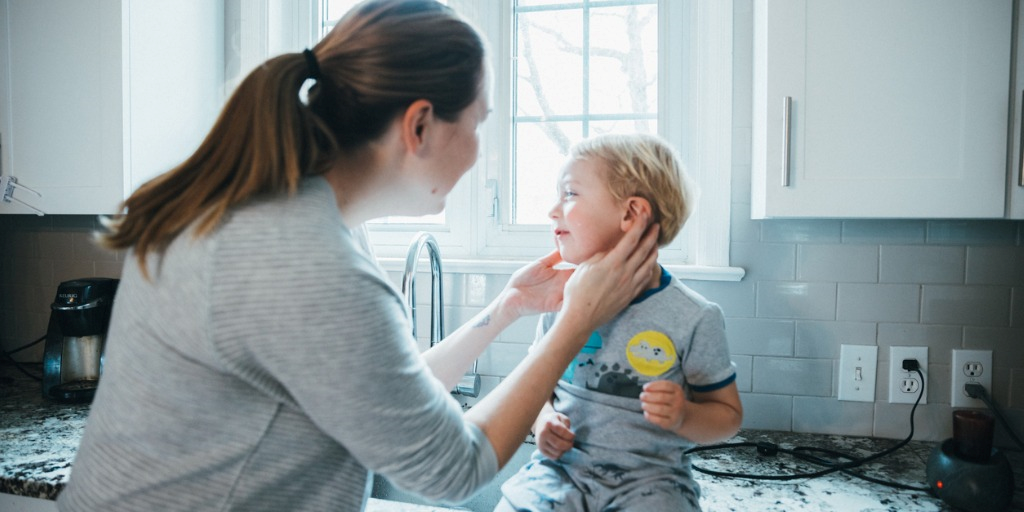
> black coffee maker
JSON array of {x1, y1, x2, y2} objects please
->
[{"x1": 42, "y1": 277, "x2": 119, "y2": 403}]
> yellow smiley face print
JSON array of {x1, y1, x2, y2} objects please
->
[{"x1": 625, "y1": 330, "x2": 677, "y2": 377}]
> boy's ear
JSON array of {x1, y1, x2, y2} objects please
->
[{"x1": 621, "y1": 196, "x2": 653, "y2": 231}]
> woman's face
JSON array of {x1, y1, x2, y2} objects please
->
[
  {"x1": 548, "y1": 157, "x2": 628, "y2": 265},
  {"x1": 412, "y1": 84, "x2": 491, "y2": 216}
]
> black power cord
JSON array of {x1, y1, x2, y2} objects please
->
[
  {"x1": 964, "y1": 382, "x2": 1024, "y2": 452},
  {"x1": 685, "y1": 358, "x2": 931, "y2": 492},
  {"x1": 0, "y1": 334, "x2": 46, "y2": 381}
]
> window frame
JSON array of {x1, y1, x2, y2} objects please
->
[{"x1": 259, "y1": 0, "x2": 742, "y2": 280}]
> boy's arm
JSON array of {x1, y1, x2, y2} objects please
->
[{"x1": 640, "y1": 380, "x2": 742, "y2": 444}]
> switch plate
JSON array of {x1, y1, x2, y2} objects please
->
[
  {"x1": 888, "y1": 346, "x2": 928, "y2": 404},
  {"x1": 838, "y1": 344, "x2": 877, "y2": 402},
  {"x1": 951, "y1": 349, "x2": 992, "y2": 408}
]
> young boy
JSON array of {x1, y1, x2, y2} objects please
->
[{"x1": 496, "y1": 134, "x2": 742, "y2": 512}]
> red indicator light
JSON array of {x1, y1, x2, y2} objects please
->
[{"x1": 936, "y1": 480, "x2": 943, "y2": 489}]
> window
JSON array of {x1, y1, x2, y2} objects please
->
[{"x1": 316, "y1": 1, "x2": 740, "y2": 279}]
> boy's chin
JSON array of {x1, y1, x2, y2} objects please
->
[{"x1": 557, "y1": 249, "x2": 588, "y2": 266}]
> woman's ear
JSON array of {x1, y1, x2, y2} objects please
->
[
  {"x1": 401, "y1": 99, "x2": 434, "y2": 155},
  {"x1": 620, "y1": 196, "x2": 653, "y2": 232}
]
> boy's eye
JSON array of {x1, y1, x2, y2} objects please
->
[{"x1": 563, "y1": 189, "x2": 577, "y2": 198}]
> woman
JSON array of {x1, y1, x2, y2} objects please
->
[{"x1": 58, "y1": 1, "x2": 658, "y2": 511}]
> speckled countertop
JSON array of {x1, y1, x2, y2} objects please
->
[{"x1": 3, "y1": 363, "x2": 1022, "y2": 511}]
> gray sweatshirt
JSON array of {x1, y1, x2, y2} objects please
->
[{"x1": 58, "y1": 177, "x2": 497, "y2": 511}]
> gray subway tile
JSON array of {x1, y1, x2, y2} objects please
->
[
  {"x1": 837, "y1": 283, "x2": 920, "y2": 323},
  {"x1": 966, "y1": 246, "x2": 1024, "y2": 286},
  {"x1": 880, "y1": 245, "x2": 965, "y2": 284},
  {"x1": 726, "y1": 317, "x2": 794, "y2": 356},
  {"x1": 730, "y1": 242, "x2": 795, "y2": 281},
  {"x1": 922, "y1": 285, "x2": 1011, "y2": 327},
  {"x1": 762, "y1": 219, "x2": 842, "y2": 243},
  {"x1": 757, "y1": 282, "x2": 836, "y2": 320},
  {"x1": 797, "y1": 244, "x2": 878, "y2": 283},
  {"x1": 737, "y1": 393, "x2": 792, "y2": 431},
  {"x1": 842, "y1": 220, "x2": 926, "y2": 245},
  {"x1": 876, "y1": 324, "x2": 962, "y2": 365},
  {"x1": 795, "y1": 321, "x2": 877, "y2": 358},
  {"x1": 793, "y1": 396, "x2": 873, "y2": 436},
  {"x1": 927, "y1": 220, "x2": 1018, "y2": 246},
  {"x1": 752, "y1": 357, "x2": 832, "y2": 397}
]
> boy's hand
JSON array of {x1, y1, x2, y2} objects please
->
[
  {"x1": 640, "y1": 380, "x2": 687, "y2": 433},
  {"x1": 534, "y1": 412, "x2": 575, "y2": 460}
]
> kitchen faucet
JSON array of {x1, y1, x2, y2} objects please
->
[{"x1": 401, "y1": 232, "x2": 480, "y2": 397}]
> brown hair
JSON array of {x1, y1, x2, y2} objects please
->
[
  {"x1": 100, "y1": 0, "x2": 484, "y2": 275},
  {"x1": 570, "y1": 133, "x2": 694, "y2": 247}
]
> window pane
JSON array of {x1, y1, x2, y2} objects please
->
[
  {"x1": 512, "y1": 0, "x2": 658, "y2": 225},
  {"x1": 588, "y1": 5, "x2": 657, "y2": 116},
  {"x1": 513, "y1": 121, "x2": 583, "y2": 225},
  {"x1": 515, "y1": 10, "x2": 583, "y2": 117}
]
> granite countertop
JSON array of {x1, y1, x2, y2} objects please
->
[{"x1": 3, "y1": 363, "x2": 1022, "y2": 511}]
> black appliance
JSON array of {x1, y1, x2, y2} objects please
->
[{"x1": 42, "y1": 277, "x2": 119, "y2": 403}]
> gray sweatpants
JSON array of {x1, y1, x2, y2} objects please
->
[{"x1": 495, "y1": 450, "x2": 700, "y2": 512}]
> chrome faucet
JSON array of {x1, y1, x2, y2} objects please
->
[{"x1": 401, "y1": 232, "x2": 480, "y2": 397}]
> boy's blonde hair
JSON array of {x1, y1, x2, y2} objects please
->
[{"x1": 570, "y1": 133, "x2": 694, "y2": 246}]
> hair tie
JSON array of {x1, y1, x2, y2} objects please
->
[{"x1": 303, "y1": 49, "x2": 321, "y2": 80}]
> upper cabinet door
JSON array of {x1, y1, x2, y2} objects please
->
[
  {"x1": 0, "y1": 0, "x2": 223, "y2": 215},
  {"x1": 752, "y1": 0, "x2": 1012, "y2": 219},
  {"x1": 0, "y1": 0, "x2": 123, "y2": 215},
  {"x1": 1008, "y1": 0, "x2": 1024, "y2": 219}
]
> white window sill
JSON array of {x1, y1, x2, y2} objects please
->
[{"x1": 376, "y1": 257, "x2": 745, "y2": 282}]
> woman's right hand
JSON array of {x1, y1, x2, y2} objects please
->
[{"x1": 561, "y1": 215, "x2": 660, "y2": 330}]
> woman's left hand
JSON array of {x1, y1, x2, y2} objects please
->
[{"x1": 500, "y1": 250, "x2": 574, "y2": 319}]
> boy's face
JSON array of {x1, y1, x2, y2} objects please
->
[{"x1": 548, "y1": 158, "x2": 628, "y2": 265}]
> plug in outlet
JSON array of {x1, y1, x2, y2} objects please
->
[
  {"x1": 951, "y1": 349, "x2": 992, "y2": 408},
  {"x1": 888, "y1": 346, "x2": 927, "y2": 404},
  {"x1": 838, "y1": 344, "x2": 877, "y2": 402}
]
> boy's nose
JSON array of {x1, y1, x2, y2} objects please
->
[{"x1": 548, "y1": 202, "x2": 561, "y2": 219}]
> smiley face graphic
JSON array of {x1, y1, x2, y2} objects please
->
[{"x1": 625, "y1": 331, "x2": 676, "y2": 376}]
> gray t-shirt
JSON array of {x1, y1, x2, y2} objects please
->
[
  {"x1": 58, "y1": 177, "x2": 497, "y2": 511},
  {"x1": 538, "y1": 267, "x2": 735, "y2": 466}
]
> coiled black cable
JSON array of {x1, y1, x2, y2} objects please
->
[{"x1": 685, "y1": 366, "x2": 930, "y2": 492}]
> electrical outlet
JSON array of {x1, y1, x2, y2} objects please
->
[
  {"x1": 888, "y1": 346, "x2": 928, "y2": 404},
  {"x1": 838, "y1": 344, "x2": 877, "y2": 402},
  {"x1": 951, "y1": 349, "x2": 992, "y2": 408}
]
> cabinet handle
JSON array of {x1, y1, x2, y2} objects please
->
[
  {"x1": 1019, "y1": 90, "x2": 1024, "y2": 187},
  {"x1": 782, "y1": 96, "x2": 792, "y2": 187}
]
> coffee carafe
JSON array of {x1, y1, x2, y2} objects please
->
[{"x1": 42, "y1": 277, "x2": 119, "y2": 403}]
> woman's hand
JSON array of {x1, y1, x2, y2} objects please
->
[
  {"x1": 534, "y1": 411, "x2": 575, "y2": 460},
  {"x1": 640, "y1": 380, "x2": 687, "y2": 433},
  {"x1": 561, "y1": 215, "x2": 659, "y2": 329},
  {"x1": 499, "y1": 250, "x2": 574, "y2": 319}
]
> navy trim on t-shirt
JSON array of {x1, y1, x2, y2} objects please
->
[
  {"x1": 631, "y1": 265, "x2": 671, "y2": 305},
  {"x1": 690, "y1": 373, "x2": 736, "y2": 393}
]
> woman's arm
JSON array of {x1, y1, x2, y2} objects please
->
[{"x1": 422, "y1": 251, "x2": 571, "y2": 390}]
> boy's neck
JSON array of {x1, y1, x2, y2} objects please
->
[{"x1": 639, "y1": 260, "x2": 664, "y2": 294}]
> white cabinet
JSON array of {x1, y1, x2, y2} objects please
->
[
  {"x1": 752, "y1": 0, "x2": 1012, "y2": 219},
  {"x1": 0, "y1": 0, "x2": 224, "y2": 215},
  {"x1": 1008, "y1": 0, "x2": 1024, "y2": 219}
]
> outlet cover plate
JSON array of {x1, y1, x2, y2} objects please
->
[
  {"x1": 888, "y1": 346, "x2": 928, "y2": 404},
  {"x1": 838, "y1": 344, "x2": 877, "y2": 402},
  {"x1": 951, "y1": 349, "x2": 993, "y2": 408}
]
